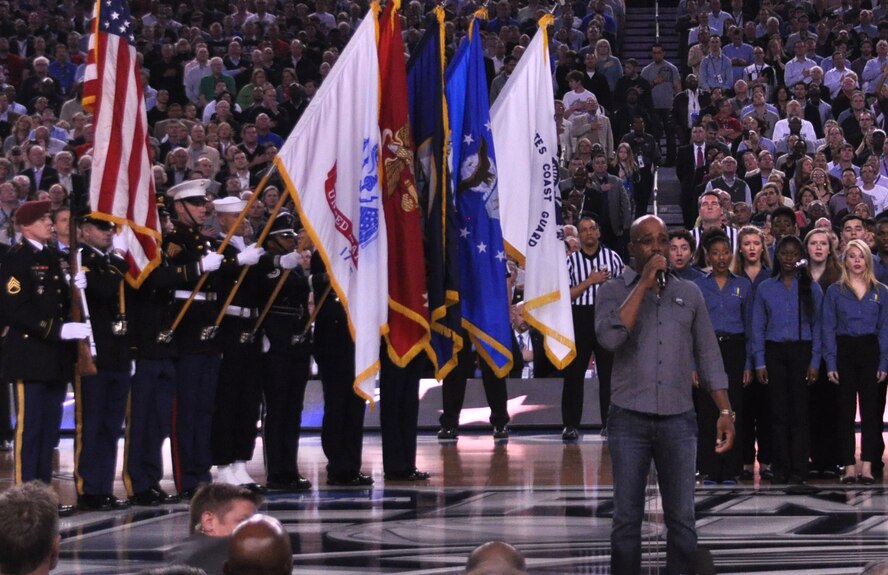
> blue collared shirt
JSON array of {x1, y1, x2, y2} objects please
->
[
  {"x1": 752, "y1": 275, "x2": 823, "y2": 369},
  {"x1": 821, "y1": 281, "x2": 888, "y2": 372},
  {"x1": 696, "y1": 272, "x2": 754, "y2": 369}
]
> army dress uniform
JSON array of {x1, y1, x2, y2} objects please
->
[
  {"x1": 73, "y1": 230, "x2": 132, "y2": 510},
  {"x1": 0, "y1": 203, "x2": 76, "y2": 485},
  {"x1": 260, "y1": 213, "x2": 312, "y2": 491}
]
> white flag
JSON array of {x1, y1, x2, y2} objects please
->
[
  {"x1": 490, "y1": 15, "x2": 576, "y2": 368},
  {"x1": 274, "y1": 9, "x2": 387, "y2": 400}
]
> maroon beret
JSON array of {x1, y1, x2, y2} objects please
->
[{"x1": 14, "y1": 200, "x2": 53, "y2": 227}]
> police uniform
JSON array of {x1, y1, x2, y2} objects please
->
[
  {"x1": 73, "y1": 217, "x2": 132, "y2": 510},
  {"x1": 164, "y1": 180, "x2": 224, "y2": 497},
  {"x1": 208, "y1": 196, "x2": 267, "y2": 491},
  {"x1": 311, "y1": 251, "x2": 371, "y2": 486},
  {"x1": 0, "y1": 201, "x2": 77, "y2": 486},
  {"x1": 260, "y1": 213, "x2": 312, "y2": 491}
]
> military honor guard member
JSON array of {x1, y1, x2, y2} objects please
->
[{"x1": 0, "y1": 200, "x2": 90, "y2": 515}]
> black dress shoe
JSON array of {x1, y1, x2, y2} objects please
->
[
  {"x1": 327, "y1": 472, "x2": 374, "y2": 486},
  {"x1": 240, "y1": 482, "x2": 268, "y2": 494},
  {"x1": 77, "y1": 494, "x2": 112, "y2": 511},
  {"x1": 437, "y1": 427, "x2": 458, "y2": 441},
  {"x1": 385, "y1": 469, "x2": 431, "y2": 481},
  {"x1": 739, "y1": 469, "x2": 754, "y2": 480},
  {"x1": 150, "y1": 486, "x2": 180, "y2": 504},
  {"x1": 58, "y1": 504, "x2": 76, "y2": 517},
  {"x1": 129, "y1": 490, "x2": 162, "y2": 507},
  {"x1": 562, "y1": 427, "x2": 579, "y2": 442},
  {"x1": 493, "y1": 426, "x2": 509, "y2": 442},
  {"x1": 860, "y1": 475, "x2": 876, "y2": 485},
  {"x1": 108, "y1": 496, "x2": 131, "y2": 510},
  {"x1": 0, "y1": 439, "x2": 11, "y2": 451},
  {"x1": 178, "y1": 489, "x2": 197, "y2": 500},
  {"x1": 267, "y1": 476, "x2": 313, "y2": 492}
]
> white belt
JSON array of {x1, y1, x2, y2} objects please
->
[
  {"x1": 174, "y1": 290, "x2": 216, "y2": 301},
  {"x1": 225, "y1": 305, "x2": 257, "y2": 318}
]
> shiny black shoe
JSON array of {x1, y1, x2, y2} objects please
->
[
  {"x1": 58, "y1": 504, "x2": 76, "y2": 517},
  {"x1": 267, "y1": 476, "x2": 313, "y2": 492},
  {"x1": 493, "y1": 426, "x2": 509, "y2": 443},
  {"x1": 108, "y1": 495, "x2": 131, "y2": 510},
  {"x1": 327, "y1": 472, "x2": 374, "y2": 486},
  {"x1": 385, "y1": 469, "x2": 431, "y2": 481},
  {"x1": 178, "y1": 489, "x2": 197, "y2": 500},
  {"x1": 561, "y1": 427, "x2": 579, "y2": 442},
  {"x1": 437, "y1": 427, "x2": 458, "y2": 442},
  {"x1": 150, "y1": 486, "x2": 180, "y2": 504},
  {"x1": 77, "y1": 494, "x2": 112, "y2": 511},
  {"x1": 739, "y1": 469, "x2": 754, "y2": 480},
  {"x1": 0, "y1": 439, "x2": 11, "y2": 451},
  {"x1": 239, "y1": 482, "x2": 268, "y2": 494},
  {"x1": 128, "y1": 489, "x2": 162, "y2": 507}
]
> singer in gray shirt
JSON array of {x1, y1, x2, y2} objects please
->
[{"x1": 594, "y1": 215, "x2": 734, "y2": 575}]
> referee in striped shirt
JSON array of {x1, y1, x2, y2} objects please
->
[{"x1": 562, "y1": 215, "x2": 624, "y2": 441}]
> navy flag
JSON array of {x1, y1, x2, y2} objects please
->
[
  {"x1": 407, "y1": 6, "x2": 463, "y2": 380},
  {"x1": 445, "y1": 13, "x2": 513, "y2": 377}
]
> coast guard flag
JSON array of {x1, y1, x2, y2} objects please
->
[
  {"x1": 407, "y1": 7, "x2": 463, "y2": 379},
  {"x1": 490, "y1": 15, "x2": 576, "y2": 368},
  {"x1": 274, "y1": 7, "x2": 387, "y2": 400},
  {"x1": 446, "y1": 14, "x2": 513, "y2": 377},
  {"x1": 83, "y1": 0, "x2": 161, "y2": 287}
]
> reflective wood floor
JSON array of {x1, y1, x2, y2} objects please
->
[{"x1": 2, "y1": 431, "x2": 888, "y2": 574}]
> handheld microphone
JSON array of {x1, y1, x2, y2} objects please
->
[
  {"x1": 656, "y1": 269, "x2": 668, "y2": 289},
  {"x1": 794, "y1": 258, "x2": 808, "y2": 269}
]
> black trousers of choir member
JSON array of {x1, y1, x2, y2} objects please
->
[
  {"x1": 809, "y1": 359, "x2": 840, "y2": 473},
  {"x1": 124, "y1": 359, "x2": 176, "y2": 495},
  {"x1": 379, "y1": 350, "x2": 423, "y2": 474},
  {"x1": 316, "y1": 337, "x2": 365, "y2": 479},
  {"x1": 211, "y1": 320, "x2": 263, "y2": 466},
  {"x1": 836, "y1": 335, "x2": 887, "y2": 466},
  {"x1": 766, "y1": 341, "x2": 812, "y2": 479},
  {"x1": 562, "y1": 305, "x2": 613, "y2": 429},
  {"x1": 741, "y1": 378, "x2": 771, "y2": 468},
  {"x1": 13, "y1": 380, "x2": 66, "y2": 484},
  {"x1": 696, "y1": 337, "x2": 745, "y2": 481},
  {"x1": 75, "y1": 371, "x2": 130, "y2": 496},
  {"x1": 440, "y1": 335, "x2": 510, "y2": 430},
  {"x1": 173, "y1": 353, "x2": 221, "y2": 493},
  {"x1": 262, "y1": 347, "x2": 310, "y2": 482}
]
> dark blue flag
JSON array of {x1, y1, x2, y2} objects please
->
[
  {"x1": 445, "y1": 16, "x2": 513, "y2": 377},
  {"x1": 407, "y1": 7, "x2": 463, "y2": 380}
]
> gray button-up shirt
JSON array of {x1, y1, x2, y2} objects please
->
[{"x1": 594, "y1": 267, "x2": 728, "y2": 415}]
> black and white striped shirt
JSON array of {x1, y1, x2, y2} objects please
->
[
  {"x1": 567, "y1": 245, "x2": 624, "y2": 306},
  {"x1": 690, "y1": 225, "x2": 738, "y2": 252}
]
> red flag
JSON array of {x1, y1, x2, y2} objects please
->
[
  {"x1": 83, "y1": 0, "x2": 161, "y2": 287},
  {"x1": 378, "y1": 0, "x2": 432, "y2": 366}
]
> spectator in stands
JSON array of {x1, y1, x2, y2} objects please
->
[
  {"x1": 579, "y1": 52, "x2": 612, "y2": 111},
  {"x1": 641, "y1": 44, "x2": 681, "y2": 166},
  {"x1": 700, "y1": 35, "x2": 733, "y2": 92}
]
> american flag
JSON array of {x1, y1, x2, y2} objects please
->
[{"x1": 83, "y1": 0, "x2": 161, "y2": 287}]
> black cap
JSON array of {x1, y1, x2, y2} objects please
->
[
  {"x1": 268, "y1": 212, "x2": 297, "y2": 238},
  {"x1": 75, "y1": 205, "x2": 114, "y2": 230}
]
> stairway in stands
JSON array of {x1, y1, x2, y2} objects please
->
[{"x1": 620, "y1": 1, "x2": 685, "y2": 227}]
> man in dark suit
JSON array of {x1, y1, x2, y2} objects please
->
[
  {"x1": 672, "y1": 74, "x2": 711, "y2": 146},
  {"x1": 21, "y1": 146, "x2": 59, "y2": 195},
  {"x1": 676, "y1": 125, "x2": 710, "y2": 228},
  {"x1": 51, "y1": 151, "x2": 85, "y2": 203}
]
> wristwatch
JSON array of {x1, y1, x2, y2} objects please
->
[{"x1": 719, "y1": 409, "x2": 736, "y2": 422}]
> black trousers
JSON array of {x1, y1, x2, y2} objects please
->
[
  {"x1": 650, "y1": 108, "x2": 676, "y2": 164},
  {"x1": 210, "y1": 320, "x2": 263, "y2": 466},
  {"x1": 379, "y1": 350, "x2": 422, "y2": 474},
  {"x1": 440, "y1": 333, "x2": 510, "y2": 429},
  {"x1": 14, "y1": 380, "x2": 66, "y2": 484},
  {"x1": 262, "y1": 348, "x2": 310, "y2": 482},
  {"x1": 562, "y1": 305, "x2": 613, "y2": 429},
  {"x1": 809, "y1": 359, "x2": 840, "y2": 471},
  {"x1": 0, "y1": 381, "x2": 12, "y2": 442},
  {"x1": 75, "y1": 370, "x2": 131, "y2": 496},
  {"x1": 766, "y1": 341, "x2": 812, "y2": 479},
  {"x1": 697, "y1": 337, "x2": 745, "y2": 480},
  {"x1": 124, "y1": 358, "x2": 176, "y2": 495},
  {"x1": 741, "y1": 378, "x2": 771, "y2": 467},
  {"x1": 172, "y1": 353, "x2": 221, "y2": 493},
  {"x1": 316, "y1": 338, "x2": 365, "y2": 478},
  {"x1": 836, "y1": 335, "x2": 886, "y2": 465}
]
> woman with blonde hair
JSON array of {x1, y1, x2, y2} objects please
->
[
  {"x1": 822, "y1": 239, "x2": 888, "y2": 484},
  {"x1": 609, "y1": 142, "x2": 640, "y2": 215}
]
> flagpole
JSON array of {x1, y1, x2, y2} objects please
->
[
  {"x1": 249, "y1": 229, "x2": 312, "y2": 336},
  {"x1": 165, "y1": 165, "x2": 278, "y2": 337},
  {"x1": 209, "y1": 187, "x2": 290, "y2": 338}
]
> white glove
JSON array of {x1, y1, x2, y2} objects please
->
[
  {"x1": 61, "y1": 322, "x2": 92, "y2": 340},
  {"x1": 73, "y1": 271, "x2": 87, "y2": 290},
  {"x1": 280, "y1": 251, "x2": 303, "y2": 270},
  {"x1": 237, "y1": 244, "x2": 265, "y2": 266},
  {"x1": 112, "y1": 233, "x2": 128, "y2": 254},
  {"x1": 200, "y1": 252, "x2": 224, "y2": 273}
]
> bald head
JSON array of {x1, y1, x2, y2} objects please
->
[
  {"x1": 224, "y1": 515, "x2": 292, "y2": 575},
  {"x1": 465, "y1": 541, "x2": 527, "y2": 574}
]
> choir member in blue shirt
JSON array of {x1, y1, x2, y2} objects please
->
[
  {"x1": 752, "y1": 234, "x2": 823, "y2": 484},
  {"x1": 695, "y1": 230, "x2": 753, "y2": 484},
  {"x1": 730, "y1": 225, "x2": 773, "y2": 480},
  {"x1": 805, "y1": 227, "x2": 844, "y2": 478},
  {"x1": 822, "y1": 239, "x2": 888, "y2": 485}
]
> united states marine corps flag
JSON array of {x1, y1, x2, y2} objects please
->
[
  {"x1": 274, "y1": 5, "x2": 387, "y2": 401},
  {"x1": 83, "y1": 0, "x2": 161, "y2": 287},
  {"x1": 407, "y1": 7, "x2": 463, "y2": 379},
  {"x1": 378, "y1": 0, "x2": 432, "y2": 367},
  {"x1": 490, "y1": 15, "x2": 576, "y2": 368}
]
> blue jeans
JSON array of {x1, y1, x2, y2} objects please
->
[{"x1": 608, "y1": 405, "x2": 699, "y2": 575}]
